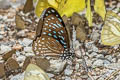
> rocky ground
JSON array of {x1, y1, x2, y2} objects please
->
[{"x1": 0, "y1": 0, "x2": 120, "y2": 80}]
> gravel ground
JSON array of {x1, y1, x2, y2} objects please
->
[{"x1": 0, "y1": 0, "x2": 120, "y2": 80}]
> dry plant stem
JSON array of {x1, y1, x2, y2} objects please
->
[{"x1": 105, "y1": 69, "x2": 120, "y2": 80}]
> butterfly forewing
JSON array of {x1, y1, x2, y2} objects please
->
[
  {"x1": 101, "y1": 11, "x2": 120, "y2": 46},
  {"x1": 33, "y1": 7, "x2": 70, "y2": 56}
]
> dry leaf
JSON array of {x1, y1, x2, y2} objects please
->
[
  {"x1": 15, "y1": 14, "x2": 26, "y2": 30},
  {"x1": 23, "y1": 0, "x2": 34, "y2": 13},
  {"x1": 2, "y1": 49, "x2": 16, "y2": 61},
  {"x1": 0, "y1": 63, "x2": 5, "y2": 79}
]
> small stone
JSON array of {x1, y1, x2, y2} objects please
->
[
  {"x1": 90, "y1": 30, "x2": 100, "y2": 41},
  {"x1": 86, "y1": 59, "x2": 92, "y2": 67},
  {"x1": 0, "y1": 45, "x2": 11, "y2": 54},
  {"x1": 103, "y1": 60, "x2": 111, "y2": 65},
  {"x1": 17, "y1": 55, "x2": 26, "y2": 62},
  {"x1": 64, "y1": 76, "x2": 71, "y2": 80},
  {"x1": 92, "y1": 59, "x2": 104, "y2": 67},
  {"x1": 0, "y1": 35, "x2": 3, "y2": 40},
  {"x1": 17, "y1": 30, "x2": 26, "y2": 38},
  {"x1": 96, "y1": 54, "x2": 104, "y2": 58},
  {"x1": 22, "y1": 38, "x2": 33, "y2": 46},
  {"x1": 47, "y1": 73, "x2": 54, "y2": 78},
  {"x1": 105, "y1": 55, "x2": 112, "y2": 61},
  {"x1": 10, "y1": 73, "x2": 24, "y2": 80},
  {"x1": 48, "y1": 60, "x2": 67, "y2": 74},
  {"x1": 64, "y1": 66, "x2": 73, "y2": 76},
  {"x1": 89, "y1": 52, "x2": 97, "y2": 58},
  {"x1": 111, "y1": 58, "x2": 116, "y2": 63},
  {"x1": 24, "y1": 47, "x2": 33, "y2": 53},
  {"x1": 24, "y1": 52, "x2": 35, "y2": 56},
  {"x1": 75, "y1": 63, "x2": 79, "y2": 70}
]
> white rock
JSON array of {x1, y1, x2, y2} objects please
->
[
  {"x1": 47, "y1": 73, "x2": 54, "y2": 78},
  {"x1": 0, "y1": 35, "x2": 3, "y2": 40},
  {"x1": 92, "y1": 59, "x2": 104, "y2": 67},
  {"x1": 96, "y1": 54, "x2": 104, "y2": 58},
  {"x1": 0, "y1": 45, "x2": 11, "y2": 54},
  {"x1": 17, "y1": 55, "x2": 26, "y2": 62},
  {"x1": 64, "y1": 76, "x2": 71, "y2": 80},
  {"x1": 105, "y1": 61, "x2": 120, "y2": 69},
  {"x1": 10, "y1": 73, "x2": 24, "y2": 80},
  {"x1": 105, "y1": 55, "x2": 112, "y2": 61},
  {"x1": 75, "y1": 63, "x2": 79, "y2": 70},
  {"x1": 25, "y1": 52, "x2": 35, "y2": 56},
  {"x1": 24, "y1": 47, "x2": 33, "y2": 53},
  {"x1": 64, "y1": 66, "x2": 73, "y2": 76},
  {"x1": 89, "y1": 52, "x2": 97, "y2": 58},
  {"x1": 48, "y1": 59, "x2": 67, "y2": 74},
  {"x1": 22, "y1": 38, "x2": 33, "y2": 46}
]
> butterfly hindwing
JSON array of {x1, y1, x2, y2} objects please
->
[{"x1": 33, "y1": 7, "x2": 70, "y2": 56}]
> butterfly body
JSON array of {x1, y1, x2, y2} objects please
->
[{"x1": 33, "y1": 7, "x2": 73, "y2": 59}]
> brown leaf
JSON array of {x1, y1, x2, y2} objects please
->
[
  {"x1": 23, "y1": 0, "x2": 34, "y2": 13},
  {"x1": 0, "y1": 63, "x2": 5, "y2": 79},
  {"x1": 76, "y1": 25, "x2": 87, "y2": 42},
  {"x1": 5, "y1": 58, "x2": 20, "y2": 76},
  {"x1": 15, "y1": 14, "x2": 26, "y2": 30},
  {"x1": 22, "y1": 56, "x2": 32, "y2": 72},
  {"x1": 2, "y1": 49, "x2": 16, "y2": 61},
  {"x1": 35, "y1": 57, "x2": 50, "y2": 71},
  {"x1": 71, "y1": 13, "x2": 86, "y2": 26}
]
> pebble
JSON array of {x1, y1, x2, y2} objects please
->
[
  {"x1": 24, "y1": 52, "x2": 35, "y2": 56},
  {"x1": 75, "y1": 63, "x2": 80, "y2": 70},
  {"x1": 17, "y1": 55, "x2": 26, "y2": 62},
  {"x1": 90, "y1": 31, "x2": 100, "y2": 41},
  {"x1": 89, "y1": 52, "x2": 98, "y2": 58},
  {"x1": 64, "y1": 76, "x2": 71, "y2": 80},
  {"x1": 111, "y1": 58, "x2": 117, "y2": 63},
  {"x1": 10, "y1": 73, "x2": 24, "y2": 80},
  {"x1": 103, "y1": 60, "x2": 111, "y2": 65},
  {"x1": 92, "y1": 59, "x2": 104, "y2": 68},
  {"x1": 21, "y1": 38, "x2": 33, "y2": 46},
  {"x1": 64, "y1": 66, "x2": 73, "y2": 76},
  {"x1": 24, "y1": 47, "x2": 33, "y2": 53},
  {"x1": 105, "y1": 55, "x2": 112, "y2": 61},
  {"x1": 47, "y1": 73, "x2": 55, "y2": 78},
  {"x1": 96, "y1": 54, "x2": 104, "y2": 58},
  {"x1": 0, "y1": 45, "x2": 11, "y2": 54},
  {"x1": 16, "y1": 30, "x2": 26, "y2": 38},
  {"x1": 48, "y1": 60, "x2": 67, "y2": 74},
  {"x1": 0, "y1": 35, "x2": 3, "y2": 40}
]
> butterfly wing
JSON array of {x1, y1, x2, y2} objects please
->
[
  {"x1": 33, "y1": 7, "x2": 69, "y2": 55},
  {"x1": 101, "y1": 11, "x2": 120, "y2": 46}
]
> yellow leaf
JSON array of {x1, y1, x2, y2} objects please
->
[
  {"x1": 58, "y1": 0, "x2": 85, "y2": 17},
  {"x1": 101, "y1": 11, "x2": 120, "y2": 46},
  {"x1": 48, "y1": 0, "x2": 58, "y2": 8},
  {"x1": 35, "y1": 0, "x2": 51, "y2": 17},
  {"x1": 35, "y1": 0, "x2": 85, "y2": 17},
  {"x1": 85, "y1": 0, "x2": 93, "y2": 27},
  {"x1": 94, "y1": 0, "x2": 106, "y2": 20},
  {"x1": 24, "y1": 64, "x2": 50, "y2": 80}
]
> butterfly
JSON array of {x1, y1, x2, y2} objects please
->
[
  {"x1": 32, "y1": 7, "x2": 74, "y2": 59},
  {"x1": 24, "y1": 64, "x2": 50, "y2": 80},
  {"x1": 101, "y1": 11, "x2": 120, "y2": 46}
]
